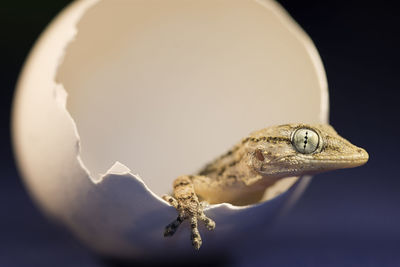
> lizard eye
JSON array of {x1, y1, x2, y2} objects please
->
[{"x1": 292, "y1": 128, "x2": 319, "y2": 154}]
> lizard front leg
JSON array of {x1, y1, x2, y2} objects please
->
[{"x1": 162, "y1": 175, "x2": 216, "y2": 250}]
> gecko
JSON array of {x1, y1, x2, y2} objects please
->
[{"x1": 162, "y1": 123, "x2": 369, "y2": 250}]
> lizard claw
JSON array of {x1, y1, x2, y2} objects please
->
[{"x1": 163, "y1": 193, "x2": 216, "y2": 250}]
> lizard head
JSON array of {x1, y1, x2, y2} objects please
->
[{"x1": 247, "y1": 124, "x2": 369, "y2": 178}]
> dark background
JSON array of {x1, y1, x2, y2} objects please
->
[{"x1": 1, "y1": 1, "x2": 399, "y2": 266}]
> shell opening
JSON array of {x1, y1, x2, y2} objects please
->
[{"x1": 54, "y1": 0, "x2": 326, "y2": 202}]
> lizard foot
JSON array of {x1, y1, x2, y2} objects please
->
[{"x1": 162, "y1": 194, "x2": 215, "y2": 250}]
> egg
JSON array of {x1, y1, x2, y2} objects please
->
[{"x1": 12, "y1": 0, "x2": 328, "y2": 259}]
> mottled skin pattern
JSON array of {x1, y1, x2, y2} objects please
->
[{"x1": 163, "y1": 124, "x2": 369, "y2": 250}]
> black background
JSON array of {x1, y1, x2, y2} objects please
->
[{"x1": 1, "y1": 1, "x2": 399, "y2": 266}]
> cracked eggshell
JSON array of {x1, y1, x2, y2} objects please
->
[{"x1": 12, "y1": 0, "x2": 328, "y2": 259}]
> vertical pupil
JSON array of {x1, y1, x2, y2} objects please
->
[{"x1": 303, "y1": 131, "x2": 308, "y2": 150}]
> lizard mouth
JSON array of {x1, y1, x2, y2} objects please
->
[{"x1": 318, "y1": 147, "x2": 369, "y2": 169}]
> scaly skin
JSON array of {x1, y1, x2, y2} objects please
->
[{"x1": 162, "y1": 124, "x2": 369, "y2": 250}]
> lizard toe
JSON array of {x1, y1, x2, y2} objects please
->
[
  {"x1": 199, "y1": 213, "x2": 216, "y2": 231},
  {"x1": 164, "y1": 215, "x2": 184, "y2": 237},
  {"x1": 191, "y1": 238, "x2": 202, "y2": 250}
]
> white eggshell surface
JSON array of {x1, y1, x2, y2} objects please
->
[{"x1": 12, "y1": 0, "x2": 328, "y2": 259}]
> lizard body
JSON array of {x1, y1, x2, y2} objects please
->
[{"x1": 162, "y1": 124, "x2": 369, "y2": 249}]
